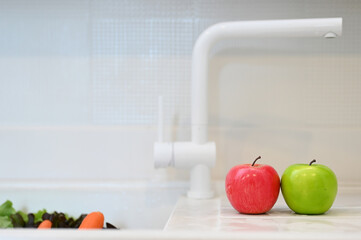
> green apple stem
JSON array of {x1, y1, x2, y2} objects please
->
[
  {"x1": 309, "y1": 159, "x2": 316, "y2": 166},
  {"x1": 252, "y1": 156, "x2": 261, "y2": 166}
]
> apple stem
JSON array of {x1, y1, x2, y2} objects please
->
[
  {"x1": 252, "y1": 156, "x2": 261, "y2": 166},
  {"x1": 309, "y1": 159, "x2": 316, "y2": 166}
]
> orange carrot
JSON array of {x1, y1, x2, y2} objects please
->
[
  {"x1": 78, "y1": 212, "x2": 104, "y2": 229},
  {"x1": 38, "y1": 220, "x2": 52, "y2": 229}
]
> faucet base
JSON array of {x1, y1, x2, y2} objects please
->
[{"x1": 187, "y1": 164, "x2": 214, "y2": 199}]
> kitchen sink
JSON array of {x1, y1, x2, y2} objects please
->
[{"x1": 0, "y1": 180, "x2": 187, "y2": 230}]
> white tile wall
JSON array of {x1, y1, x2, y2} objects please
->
[{"x1": 0, "y1": 0, "x2": 360, "y2": 183}]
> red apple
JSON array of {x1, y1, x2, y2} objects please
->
[{"x1": 225, "y1": 156, "x2": 280, "y2": 214}]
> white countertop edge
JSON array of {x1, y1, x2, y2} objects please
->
[
  {"x1": 0, "y1": 229, "x2": 358, "y2": 240},
  {"x1": 0, "y1": 180, "x2": 359, "y2": 191}
]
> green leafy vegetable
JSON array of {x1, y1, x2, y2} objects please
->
[
  {"x1": 17, "y1": 211, "x2": 28, "y2": 223},
  {"x1": 0, "y1": 200, "x2": 16, "y2": 228},
  {"x1": 34, "y1": 209, "x2": 47, "y2": 223},
  {"x1": 0, "y1": 216, "x2": 13, "y2": 228},
  {"x1": 0, "y1": 200, "x2": 16, "y2": 217},
  {"x1": 10, "y1": 213, "x2": 25, "y2": 228}
]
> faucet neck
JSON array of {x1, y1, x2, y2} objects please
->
[{"x1": 191, "y1": 18, "x2": 342, "y2": 144}]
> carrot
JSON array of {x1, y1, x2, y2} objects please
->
[
  {"x1": 78, "y1": 212, "x2": 104, "y2": 229},
  {"x1": 38, "y1": 220, "x2": 52, "y2": 229}
]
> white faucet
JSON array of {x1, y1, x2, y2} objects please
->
[{"x1": 154, "y1": 18, "x2": 342, "y2": 199}]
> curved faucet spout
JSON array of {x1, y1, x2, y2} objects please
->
[{"x1": 191, "y1": 18, "x2": 342, "y2": 144}]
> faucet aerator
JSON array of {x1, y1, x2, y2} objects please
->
[{"x1": 324, "y1": 32, "x2": 338, "y2": 38}]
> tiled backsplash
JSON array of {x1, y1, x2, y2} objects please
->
[{"x1": 0, "y1": 0, "x2": 361, "y2": 182}]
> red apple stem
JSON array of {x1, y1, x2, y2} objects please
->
[
  {"x1": 252, "y1": 156, "x2": 261, "y2": 166},
  {"x1": 309, "y1": 159, "x2": 316, "y2": 166}
]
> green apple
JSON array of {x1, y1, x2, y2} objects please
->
[{"x1": 281, "y1": 160, "x2": 337, "y2": 215}]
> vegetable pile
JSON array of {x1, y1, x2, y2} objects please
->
[{"x1": 0, "y1": 200, "x2": 117, "y2": 229}]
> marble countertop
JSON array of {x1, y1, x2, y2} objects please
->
[{"x1": 165, "y1": 184, "x2": 361, "y2": 235}]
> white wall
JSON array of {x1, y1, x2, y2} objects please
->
[{"x1": 0, "y1": 0, "x2": 360, "y2": 184}]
